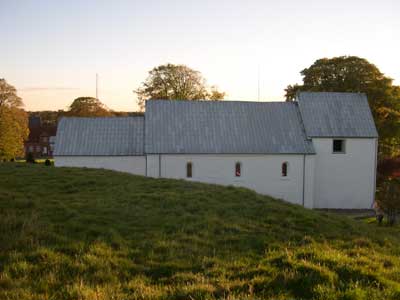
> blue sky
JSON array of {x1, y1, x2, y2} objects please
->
[{"x1": 1, "y1": 0, "x2": 399, "y2": 111}]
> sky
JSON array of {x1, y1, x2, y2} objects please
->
[{"x1": 1, "y1": 0, "x2": 399, "y2": 112}]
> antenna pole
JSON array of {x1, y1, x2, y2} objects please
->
[
  {"x1": 257, "y1": 65, "x2": 260, "y2": 101},
  {"x1": 96, "y1": 73, "x2": 99, "y2": 99}
]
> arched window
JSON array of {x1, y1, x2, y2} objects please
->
[
  {"x1": 282, "y1": 162, "x2": 288, "y2": 177},
  {"x1": 186, "y1": 162, "x2": 192, "y2": 178},
  {"x1": 235, "y1": 162, "x2": 241, "y2": 177}
]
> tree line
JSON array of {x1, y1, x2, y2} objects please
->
[{"x1": 1, "y1": 58, "x2": 399, "y2": 161}]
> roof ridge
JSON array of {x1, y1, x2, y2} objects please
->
[
  {"x1": 59, "y1": 116, "x2": 144, "y2": 120},
  {"x1": 146, "y1": 99, "x2": 295, "y2": 105},
  {"x1": 298, "y1": 91, "x2": 366, "y2": 97}
]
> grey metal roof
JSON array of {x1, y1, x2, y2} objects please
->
[
  {"x1": 297, "y1": 92, "x2": 378, "y2": 138},
  {"x1": 54, "y1": 117, "x2": 144, "y2": 156},
  {"x1": 145, "y1": 100, "x2": 315, "y2": 154}
]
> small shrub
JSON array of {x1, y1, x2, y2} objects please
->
[
  {"x1": 26, "y1": 152, "x2": 35, "y2": 164},
  {"x1": 377, "y1": 178, "x2": 400, "y2": 226},
  {"x1": 45, "y1": 159, "x2": 52, "y2": 166}
]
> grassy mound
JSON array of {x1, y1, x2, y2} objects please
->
[{"x1": 0, "y1": 163, "x2": 399, "y2": 300}]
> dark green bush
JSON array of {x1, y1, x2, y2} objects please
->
[
  {"x1": 26, "y1": 152, "x2": 35, "y2": 164},
  {"x1": 377, "y1": 178, "x2": 400, "y2": 225}
]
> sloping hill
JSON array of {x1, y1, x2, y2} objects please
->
[{"x1": 0, "y1": 164, "x2": 399, "y2": 300}]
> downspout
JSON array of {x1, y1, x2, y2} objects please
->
[
  {"x1": 143, "y1": 127, "x2": 147, "y2": 177},
  {"x1": 159, "y1": 154, "x2": 161, "y2": 178},
  {"x1": 302, "y1": 154, "x2": 306, "y2": 207},
  {"x1": 143, "y1": 112, "x2": 147, "y2": 176},
  {"x1": 145, "y1": 155, "x2": 147, "y2": 176},
  {"x1": 371, "y1": 138, "x2": 378, "y2": 208},
  {"x1": 293, "y1": 98, "x2": 308, "y2": 208}
]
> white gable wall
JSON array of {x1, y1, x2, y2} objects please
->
[
  {"x1": 158, "y1": 154, "x2": 315, "y2": 206},
  {"x1": 54, "y1": 156, "x2": 146, "y2": 176},
  {"x1": 146, "y1": 155, "x2": 160, "y2": 177},
  {"x1": 312, "y1": 138, "x2": 377, "y2": 209}
]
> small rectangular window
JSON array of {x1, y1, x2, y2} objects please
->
[
  {"x1": 235, "y1": 162, "x2": 241, "y2": 177},
  {"x1": 186, "y1": 162, "x2": 192, "y2": 178},
  {"x1": 282, "y1": 162, "x2": 288, "y2": 177},
  {"x1": 333, "y1": 139, "x2": 345, "y2": 153}
]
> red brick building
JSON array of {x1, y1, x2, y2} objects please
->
[{"x1": 24, "y1": 116, "x2": 57, "y2": 158}]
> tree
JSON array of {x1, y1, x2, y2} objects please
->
[
  {"x1": 285, "y1": 56, "x2": 400, "y2": 157},
  {"x1": 0, "y1": 79, "x2": 29, "y2": 160},
  {"x1": 209, "y1": 86, "x2": 226, "y2": 101},
  {"x1": 377, "y1": 156, "x2": 400, "y2": 183},
  {"x1": 135, "y1": 64, "x2": 225, "y2": 110},
  {"x1": 0, "y1": 78, "x2": 23, "y2": 108},
  {"x1": 29, "y1": 110, "x2": 65, "y2": 126},
  {"x1": 66, "y1": 97, "x2": 112, "y2": 117}
]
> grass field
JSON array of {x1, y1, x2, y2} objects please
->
[
  {"x1": 0, "y1": 163, "x2": 400, "y2": 300},
  {"x1": 15, "y1": 159, "x2": 54, "y2": 164}
]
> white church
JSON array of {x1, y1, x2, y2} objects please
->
[{"x1": 54, "y1": 92, "x2": 378, "y2": 209}]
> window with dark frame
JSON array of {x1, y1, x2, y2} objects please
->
[
  {"x1": 235, "y1": 162, "x2": 241, "y2": 177},
  {"x1": 333, "y1": 139, "x2": 345, "y2": 153},
  {"x1": 282, "y1": 162, "x2": 288, "y2": 177},
  {"x1": 186, "y1": 162, "x2": 192, "y2": 178}
]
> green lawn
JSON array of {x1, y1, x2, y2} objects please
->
[{"x1": 0, "y1": 163, "x2": 399, "y2": 300}]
